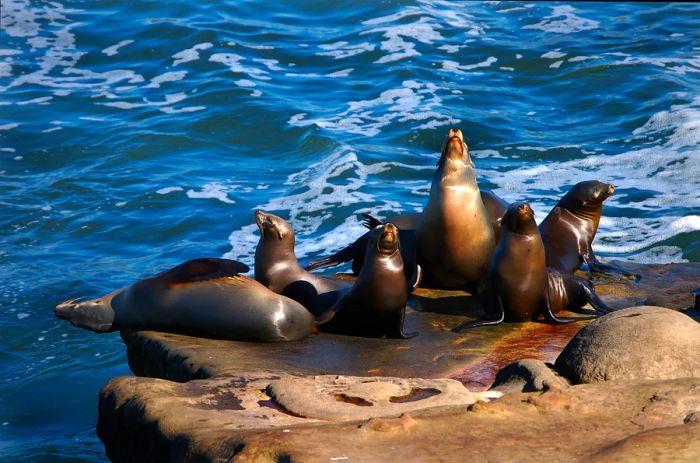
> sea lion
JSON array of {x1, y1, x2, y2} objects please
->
[
  {"x1": 254, "y1": 210, "x2": 350, "y2": 316},
  {"x1": 55, "y1": 258, "x2": 315, "y2": 342},
  {"x1": 539, "y1": 180, "x2": 628, "y2": 275},
  {"x1": 306, "y1": 129, "x2": 500, "y2": 290},
  {"x1": 316, "y1": 223, "x2": 418, "y2": 338},
  {"x1": 377, "y1": 189, "x2": 507, "y2": 242},
  {"x1": 453, "y1": 202, "x2": 613, "y2": 331},
  {"x1": 415, "y1": 128, "x2": 495, "y2": 292}
]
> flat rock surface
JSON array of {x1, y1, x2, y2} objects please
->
[
  {"x1": 555, "y1": 306, "x2": 700, "y2": 383},
  {"x1": 121, "y1": 262, "x2": 699, "y2": 389},
  {"x1": 267, "y1": 375, "x2": 480, "y2": 421},
  {"x1": 99, "y1": 375, "x2": 700, "y2": 462}
]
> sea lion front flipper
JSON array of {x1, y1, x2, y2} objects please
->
[
  {"x1": 361, "y1": 213, "x2": 383, "y2": 229},
  {"x1": 408, "y1": 264, "x2": 423, "y2": 292},
  {"x1": 386, "y1": 308, "x2": 418, "y2": 339},
  {"x1": 166, "y1": 258, "x2": 249, "y2": 285},
  {"x1": 305, "y1": 232, "x2": 370, "y2": 272},
  {"x1": 452, "y1": 293, "x2": 505, "y2": 332}
]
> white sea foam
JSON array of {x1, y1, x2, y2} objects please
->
[
  {"x1": 541, "y1": 50, "x2": 567, "y2": 59},
  {"x1": 156, "y1": 186, "x2": 184, "y2": 195},
  {"x1": 363, "y1": 16, "x2": 443, "y2": 64},
  {"x1": 524, "y1": 5, "x2": 599, "y2": 34},
  {"x1": 102, "y1": 40, "x2": 134, "y2": 57},
  {"x1": 145, "y1": 71, "x2": 187, "y2": 89},
  {"x1": 172, "y1": 42, "x2": 213, "y2": 66},
  {"x1": 209, "y1": 53, "x2": 271, "y2": 80},
  {"x1": 288, "y1": 80, "x2": 458, "y2": 137},
  {"x1": 186, "y1": 182, "x2": 235, "y2": 204},
  {"x1": 317, "y1": 41, "x2": 375, "y2": 60},
  {"x1": 442, "y1": 56, "x2": 497, "y2": 73}
]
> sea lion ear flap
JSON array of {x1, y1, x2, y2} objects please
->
[{"x1": 277, "y1": 229, "x2": 284, "y2": 240}]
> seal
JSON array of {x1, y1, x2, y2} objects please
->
[
  {"x1": 306, "y1": 129, "x2": 502, "y2": 288},
  {"x1": 254, "y1": 210, "x2": 350, "y2": 316},
  {"x1": 55, "y1": 258, "x2": 315, "y2": 342},
  {"x1": 538, "y1": 180, "x2": 627, "y2": 275},
  {"x1": 415, "y1": 128, "x2": 495, "y2": 292},
  {"x1": 316, "y1": 223, "x2": 419, "y2": 338},
  {"x1": 453, "y1": 202, "x2": 613, "y2": 331}
]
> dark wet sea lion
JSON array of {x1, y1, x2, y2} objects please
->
[
  {"x1": 415, "y1": 128, "x2": 495, "y2": 292},
  {"x1": 254, "y1": 210, "x2": 350, "y2": 316},
  {"x1": 316, "y1": 223, "x2": 418, "y2": 338},
  {"x1": 55, "y1": 258, "x2": 315, "y2": 342},
  {"x1": 453, "y1": 202, "x2": 613, "y2": 331},
  {"x1": 539, "y1": 180, "x2": 627, "y2": 275}
]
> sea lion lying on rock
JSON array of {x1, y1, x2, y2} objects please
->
[{"x1": 55, "y1": 258, "x2": 315, "y2": 342}]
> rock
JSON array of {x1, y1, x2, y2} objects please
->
[
  {"x1": 555, "y1": 306, "x2": 700, "y2": 384},
  {"x1": 490, "y1": 359, "x2": 570, "y2": 393},
  {"x1": 98, "y1": 375, "x2": 700, "y2": 462},
  {"x1": 588, "y1": 423, "x2": 700, "y2": 462},
  {"x1": 266, "y1": 375, "x2": 478, "y2": 421}
]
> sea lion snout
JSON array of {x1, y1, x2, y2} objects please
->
[
  {"x1": 254, "y1": 210, "x2": 267, "y2": 225},
  {"x1": 608, "y1": 184, "x2": 615, "y2": 195},
  {"x1": 445, "y1": 136, "x2": 464, "y2": 160},
  {"x1": 517, "y1": 202, "x2": 534, "y2": 219},
  {"x1": 448, "y1": 128, "x2": 463, "y2": 141}
]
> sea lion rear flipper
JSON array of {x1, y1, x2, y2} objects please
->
[
  {"x1": 585, "y1": 255, "x2": 639, "y2": 280},
  {"x1": 452, "y1": 293, "x2": 505, "y2": 332},
  {"x1": 361, "y1": 213, "x2": 383, "y2": 229},
  {"x1": 305, "y1": 232, "x2": 370, "y2": 272},
  {"x1": 542, "y1": 293, "x2": 598, "y2": 324},
  {"x1": 579, "y1": 280, "x2": 615, "y2": 314}
]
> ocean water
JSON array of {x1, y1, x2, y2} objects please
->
[{"x1": 1, "y1": 1, "x2": 699, "y2": 460}]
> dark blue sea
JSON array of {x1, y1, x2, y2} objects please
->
[{"x1": 1, "y1": 1, "x2": 699, "y2": 460}]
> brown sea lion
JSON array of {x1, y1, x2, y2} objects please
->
[
  {"x1": 306, "y1": 129, "x2": 499, "y2": 292},
  {"x1": 55, "y1": 258, "x2": 315, "y2": 342},
  {"x1": 415, "y1": 128, "x2": 495, "y2": 292},
  {"x1": 539, "y1": 180, "x2": 628, "y2": 275},
  {"x1": 316, "y1": 223, "x2": 418, "y2": 338},
  {"x1": 453, "y1": 202, "x2": 613, "y2": 331},
  {"x1": 254, "y1": 210, "x2": 350, "y2": 316}
]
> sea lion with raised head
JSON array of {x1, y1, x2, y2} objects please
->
[
  {"x1": 453, "y1": 202, "x2": 613, "y2": 331},
  {"x1": 55, "y1": 258, "x2": 315, "y2": 342},
  {"x1": 306, "y1": 129, "x2": 498, "y2": 292},
  {"x1": 254, "y1": 210, "x2": 350, "y2": 316},
  {"x1": 539, "y1": 180, "x2": 629, "y2": 275},
  {"x1": 316, "y1": 223, "x2": 419, "y2": 338},
  {"x1": 415, "y1": 128, "x2": 495, "y2": 292}
]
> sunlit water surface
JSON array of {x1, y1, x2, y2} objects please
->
[{"x1": 1, "y1": 1, "x2": 699, "y2": 460}]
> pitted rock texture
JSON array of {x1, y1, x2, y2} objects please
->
[
  {"x1": 555, "y1": 306, "x2": 700, "y2": 384},
  {"x1": 267, "y1": 375, "x2": 480, "y2": 421}
]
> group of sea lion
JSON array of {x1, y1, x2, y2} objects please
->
[{"x1": 55, "y1": 128, "x2": 625, "y2": 342}]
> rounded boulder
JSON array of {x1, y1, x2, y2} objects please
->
[{"x1": 555, "y1": 306, "x2": 700, "y2": 383}]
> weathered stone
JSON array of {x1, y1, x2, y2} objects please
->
[
  {"x1": 588, "y1": 423, "x2": 700, "y2": 462},
  {"x1": 555, "y1": 306, "x2": 700, "y2": 384},
  {"x1": 98, "y1": 376, "x2": 700, "y2": 462},
  {"x1": 267, "y1": 375, "x2": 483, "y2": 421},
  {"x1": 490, "y1": 359, "x2": 570, "y2": 393}
]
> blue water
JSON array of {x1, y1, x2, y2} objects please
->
[{"x1": 1, "y1": 1, "x2": 699, "y2": 460}]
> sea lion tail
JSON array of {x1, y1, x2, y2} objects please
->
[
  {"x1": 55, "y1": 296, "x2": 115, "y2": 333},
  {"x1": 361, "y1": 213, "x2": 383, "y2": 229}
]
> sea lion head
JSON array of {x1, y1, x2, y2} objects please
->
[
  {"x1": 255, "y1": 210, "x2": 294, "y2": 246},
  {"x1": 502, "y1": 202, "x2": 538, "y2": 235},
  {"x1": 437, "y1": 128, "x2": 475, "y2": 169},
  {"x1": 560, "y1": 180, "x2": 615, "y2": 211},
  {"x1": 376, "y1": 223, "x2": 400, "y2": 255}
]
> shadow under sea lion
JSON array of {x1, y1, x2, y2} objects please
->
[
  {"x1": 453, "y1": 202, "x2": 614, "y2": 332},
  {"x1": 55, "y1": 258, "x2": 315, "y2": 342}
]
